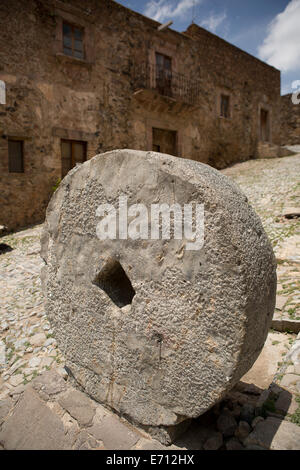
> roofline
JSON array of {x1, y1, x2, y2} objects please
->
[
  {"x1": 184, "y1": 24, "x2": 281, "y2": 74},
  {"x1": 113, "y1": 1, "x2": 280, "y2": 74},
  {"x1": 112, "y1": 0, "x2": 190, "y2": 41}
]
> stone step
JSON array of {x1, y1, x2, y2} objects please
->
[{"x1": 272, "y1": 317, "x2": 300, "y2": 334}]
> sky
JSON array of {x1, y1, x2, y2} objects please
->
[{"x1": 116, "y1": 0, "x2": 300, "y2": 95}]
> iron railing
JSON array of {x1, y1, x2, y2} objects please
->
[{"x1": 133, "y1": 63, "x2": 201, "y2": 106}]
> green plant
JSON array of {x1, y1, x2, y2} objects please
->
[
  {"x1": 52, "y1": 178, "x2": 61, "y2": 193},
  {"x1": 288, "y1": 308, "x2": 296, "y2": 318},
  {"x1": 290, "y1": 396, "x2": 300, "y2": 426}
]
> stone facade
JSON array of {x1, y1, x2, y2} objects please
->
[
  {"x1": 0, "y1": 0, "x2": 281, "y2": 231},
  {"x1": 280, "y1": 93, "x2": 300, "y2": 145}
]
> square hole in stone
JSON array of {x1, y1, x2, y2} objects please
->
[{"x1": 93, "y1": 258, "x2": 136, "y2": 308}]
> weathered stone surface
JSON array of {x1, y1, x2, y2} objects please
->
[
  {"x1": 282, "y1": 207, "x2": 300, "y2": 219},
  {"x1": 225, "y1": 437, "x2": 244, "y2": 450},
  {"x1": 134, "y1": 438, "x2": 169, "y2": 450},
  {"x1": 275, "y1": 296, "x2": 287, "y2": 311},
  {"x1": 58, "y1": 389, "x2": 95, "y2": 427},
  {"x1": 217, "y1": 411, "x2": 237, "y2": 437},
  {"x1": 142, "y1": 419, "x2": 192, "y2": 446},
  {"x1": 203, "y1": 432, "x2": 223, "y2": 450},
  {"x1": 41, "y1": 149, "x2": 276, "y2": 428},
  {"x1": 240, "y1": 404, "x2": 255, "y2": 425},
  {"x1": 88, "y1": 414, "x2": 140, "y2": 450},
  {"x1": 235, "y1": 420, "x2": 251, "y2": 441},
  {"x1": 244, "y1": 417, "x2": 300, "y2": 450},
  {"x1": 0, "y1": 387, "x2": 72, "y2": 450},
  {"x1": 275, "y1": 390, "x2": 298, "y2": 415},
  {"x1": 74, "y1": 430, "x2": 104, "y2": 450},
  {"x1": 272, "y1": 317, "x2": 300, "y2": 334},
  {"x1": 29, "y1": 332, "x2": 47, "y2": 347},
  {"x1": 31, "y1": 369, "x2": 67, "y2": 397},
  {"x1": 280, "y1": 374, "x2": 299, "y2": 390},
  {"x1": 252, "y1": 416, "x2": 264, "y2": 428},
  {"x1": 9, "y1": 374, "x2": 23, "y2": 387},
  {"x1": 0, "y1": 398, "x2": 13, "y2": 425}
]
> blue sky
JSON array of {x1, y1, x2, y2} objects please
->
[{"x1": 116, "y1": 0, "x2": 300, "y2": 95}]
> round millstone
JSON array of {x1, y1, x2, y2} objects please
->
[{"x1": 41, "y1": 149, "x2": 276, "y2": 427}]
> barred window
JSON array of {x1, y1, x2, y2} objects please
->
[{"x1": 8, "y1": 140, "x2": 24, "y2": 173}]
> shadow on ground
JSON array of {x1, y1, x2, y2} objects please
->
[{"x1": 173, "y1": 381, "x2": 294, "y2": 450}]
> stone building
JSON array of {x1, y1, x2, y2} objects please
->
[
  {"x1": 0, "y1": 0, "x2": 281, "y2": 231},
  {"x1": 280, "y1": 93, "x2": 300, "y2": 145}
]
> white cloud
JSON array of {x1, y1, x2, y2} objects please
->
[
  {"x1": 200, "y1": 12, "x2": 227, "y2": 33},
  {"x1": 258, "y1": 0, "x2": 300, "y2": 72},
  {"x1": 144, "y1": 0, "x2": 202, "y2": 23}
]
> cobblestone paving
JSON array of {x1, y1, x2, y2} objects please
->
[
  {"x1": 0, "y1": 226, "x2": 65, "y2": 399},
  {"x1": 0, "y1": 155, "x2": 300, "y2": 449},
  {"x1": 223, "y1": 155, "x2": 300, "y2": 326}
]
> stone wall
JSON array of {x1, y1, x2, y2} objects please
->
[
  {"x1": 0, "y1": 0, "x2": 281, "y2": 231},
  {"x1": 280, "y1": 93, "x2": 300, "y2": 145}
]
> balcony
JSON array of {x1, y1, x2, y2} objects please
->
[{"x1": 132, "y1": 63, "x2": 201, "y2": 111}]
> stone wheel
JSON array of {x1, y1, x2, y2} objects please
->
[{"x1": 41, "y1": 149, "x2": 276, "y2": 428}]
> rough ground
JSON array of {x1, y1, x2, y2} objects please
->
[{"x1": 0, "y1": 154, "x2": 300, "y2": 450}]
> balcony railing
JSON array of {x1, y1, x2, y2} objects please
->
[{"x1": 133, "y1": 63, "x2": 201, "y2": 106}]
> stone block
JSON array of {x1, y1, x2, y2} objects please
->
[
  {"x1": 244, "y1": 417, "x2": 300, "y2": 450},
  {"x1": 58, "y1": 389, "x2": 95, "y2": 426},
  {"x1": 88, "y1": 414, "x2": 140, "y2": 450},
  {"x1": 0, "y1": 387, "x2": 72, "y2": 450}
]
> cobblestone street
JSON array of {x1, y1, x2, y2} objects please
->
[{"x1": 0, "y1": 154, "x2": 299, "y2": 450}]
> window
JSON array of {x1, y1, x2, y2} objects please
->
[
  {"x1": 61, "y1": 140, "x2": 87, "y2": 178},
  {"x1": 155, "y1": 53, "x2": 172, "y2": 97},
  {"x1": 220, "y1": 94, "x2": 230, "y2": 118},
  {"x1": 8, "y1": 140, "x2": 24, "y2": 173},
  {"x1": 63, "y1": 22, "x2": 84, "y2": 59},
  {"x1": 260, "y1": 109, "x2": 270, "y2": 142}
]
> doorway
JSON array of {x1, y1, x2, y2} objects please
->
[{"x1": 152, "y1": 128, "x2": 177, "y2": 156}]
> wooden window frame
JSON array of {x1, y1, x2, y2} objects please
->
[
  {"x1": 62, "y1": 21, "x2": 85, "y2": 59},
  {"x1": 8, "y1": 139, "x2": 24, "y2": 173},
  {"x1": 61, "y1": 139, "x2": 87, "y2": 178}
]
